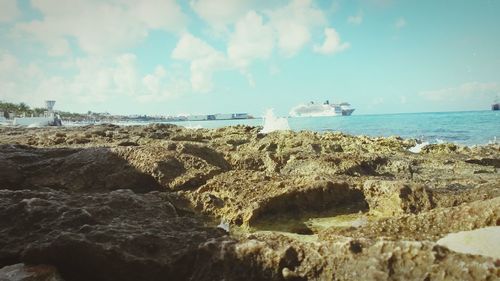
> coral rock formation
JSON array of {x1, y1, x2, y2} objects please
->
[{"x1": 0, "y1": 124, "x2": 498, "y2": 280}]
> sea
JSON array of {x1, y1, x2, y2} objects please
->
[{"x1": 76, "y1": 110, "x2": 499, "y2": 146}]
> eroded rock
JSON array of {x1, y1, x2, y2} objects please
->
[
  {"x1": 0, "y1": 145, "x2": 160, "y2": 192},
  {"x1": 321, "y1": 197, "x2": 500, "y2": 241},
  {"x1": 0, "y1": 124, "x2": 498, "y2": 281},
  {"x1": 0, "y1": 189, "x2": 226, "y2": 281},
  {"x1": 362, "y1": 180, "x2": 433, "y2": 216},
  {"x1": 187, "y1": 170, "x2": 367, "y2": 229}
]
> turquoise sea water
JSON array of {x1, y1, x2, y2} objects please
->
[{"x1": 126, "y1": 111, "x2": 499, "y2": 146}]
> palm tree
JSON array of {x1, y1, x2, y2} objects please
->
[
  {"x1": 0, "y1": 102, "x2": 17, "y2": 115},
  {"x1": 33, "y1": 107, "x2": 45, "y2": 117},
  {"x1": 18, "y1": 102, "x2": 30, "y2": 113}
]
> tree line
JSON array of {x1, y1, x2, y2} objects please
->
[
  {"x1": 0, "y1": 101, "x2": 46, "y2": 118},
  {"x1": 0, "y1": 101, "x2": 87, "y2": 119}
]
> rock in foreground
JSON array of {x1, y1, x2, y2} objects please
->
[{"x1": 0, "y1": 124, "x2": 498, "y2": 280}]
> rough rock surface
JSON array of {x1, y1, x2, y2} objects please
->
[
  {"x1": 0, "y1": 124, "x2": 498, "y2": 281},
  {"x1": 225, "y1": 233, "x2": 499, "y2": 281},
  {"x1": 320, "y1": 197, "x2": 500, "y2": 241},
  {"x1": 187, "y1": 170, "x2": 366, "y2": 227},
  {"x1": 0, "y1": 189, "x2": 226, "y2": 281}
]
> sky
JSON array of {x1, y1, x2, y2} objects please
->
[{"x1": 0, "y1": 0, "x2": 499, "y2": 116}]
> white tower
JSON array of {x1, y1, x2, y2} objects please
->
[
  {"x1": 44, "y1": 100, "x2": 56, "y2": 117},
  {"x1": 45, "y1": 100, "x2": 56, "y2": 112}
]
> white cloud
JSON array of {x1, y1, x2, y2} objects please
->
[
  {"x1": 395, "y1": 17, "x2": 406, "y2": 29},
  {"x1": 268, "y1": 0, "x2": 326, "y2": 56},
  {"x1": 348, "y1": 12, "x2": 363, "y2": 25},
  {"x1": 192, "y1": 0, "x2": 330, "y2": 60},
  {"x1": 400, "y1": 96, "x2": 407, "y2": 104},
  {"x1": 173, "y1": 0, "x2": 336, "y2": 91},
  {"x1": 190, "y1": 0, "x2": 251, "y2": 29},
  {"x1": 0, "y1": 0, "x2": 20, "y2": 22},
  {"x1": 172, "y1": 33, "x2": 220, "y2": 61},
  {"x1": 419, "y1": 82, "x2": 500, "y2": 102},
  {"x1": 0, "y1": 52, "x2": 44, "y2": 104},
  {"x1": 313, "y1": 28, "x2": 350, "y2": 55},
  {"x1": 143, "y1": 66, "x2": 167, "y2": 95},
  {"x1": 0, "y1": 51, "x2": 184, "y2": 108},
  {"x1": 0, "y1": 52, "x2": 18, "y2": 72},
  {"x1": 172, "y1": 33, "x2": 229, "y2": 92},
  {"x1": 14, "y1": 0, "x2": 186, "y2": 55},
  {"x1": 46, "y1": 38, "x2": 71, "y2": 56},
  {"x1": 269, "y1": 64, "x2": 280, "y2": 76},
  {"x1": 228, "y1": 11, "x2": 274, "y2": 67},
  {"x1": 130, "y1": 0, "x2": 186, "y2": 31},
  {"x1": 242, "y1": 71, "x2": 256, "y2": 88},
  {"x1": 138, "y1": 65, "x2": 188, "y2": 102},
  {"x1": 372, "y1": 97, "x2": 384, "y2": 105},
  {"x1": 331, "y1": 1, "x2": 341, "y2": 13},
  {"x1": 2, "y1": 0, "x2": 351, "y2": 110}
]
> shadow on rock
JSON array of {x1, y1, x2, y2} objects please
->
[{"x1": 0, "y1": 144, "x2": 161, "y2": 193}]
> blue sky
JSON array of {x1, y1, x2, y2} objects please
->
[{"x1": 1, "y1": 0, "x2": 499, "y2": 116}]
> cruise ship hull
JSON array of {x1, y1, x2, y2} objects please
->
[{"x1": 342, "y1": 109, "x2": 355, "y2": 116}]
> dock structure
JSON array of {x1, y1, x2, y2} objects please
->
[{"x1": 165, "y1": 113, "x2": 252, "y2": 122}]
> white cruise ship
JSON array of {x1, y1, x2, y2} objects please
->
[{"x1": 289, "y1": 100, "x2": 355, "y2": 117}]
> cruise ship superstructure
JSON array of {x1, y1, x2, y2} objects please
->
[{"x1": 289, "y1": 100, "x2": 355, "y2": 117}]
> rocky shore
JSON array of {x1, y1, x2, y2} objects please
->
[{"x1": 0, "y1": 124, "x2": 498, "y2": 281}]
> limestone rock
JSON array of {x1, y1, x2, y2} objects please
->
[
  {"x1": 188, "y1": 170, "x2": 366, "y2": 228},
  {"x1": 0, "y1": 145, "x2": 160, "y2": 192},
  {"x1": 0, "y1": 124, "x2": 498, "y2": 281},
  {"x1": 321, "y1": 197, "x2": 500, "y2": 241},
  {"x1": 0, "y1": 189, "x2": 225, "y2": 281},
  {"x1": 362, "y1": 180, "x2": 433, "y2": 216}
]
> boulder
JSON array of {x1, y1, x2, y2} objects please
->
[{"x1": 0, "y1": 189, "x2": 226, "y2": 281}]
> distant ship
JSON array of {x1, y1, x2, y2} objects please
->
[
  {"x1": 492, "y1": 97, "x2": 499, "y2": 111},
  {"x1": 289, "y1": 100, "x2": 355, "y2": 117}
]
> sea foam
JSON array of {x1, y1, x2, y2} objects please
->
[
  {"x1": 260, "y1": 109, "x2": 290, "y2": 134},
  {"x1": 408, "y1": 141, "x2": 430, "y2": 153}
]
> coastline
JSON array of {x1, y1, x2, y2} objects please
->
[
  {"x1": 22, "y1": 109, "x2": 495, "y2": 147},
  {"x1": 0, "y1": 124, "x2": 498, "y2": 280}
]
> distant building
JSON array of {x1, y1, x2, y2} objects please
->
[
  {"x1": 232, "y1": 113, "x2": 250, "y2": 119},
  {"x1": 187, "y1": 115, "x2": 208, "y2": 121}
]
